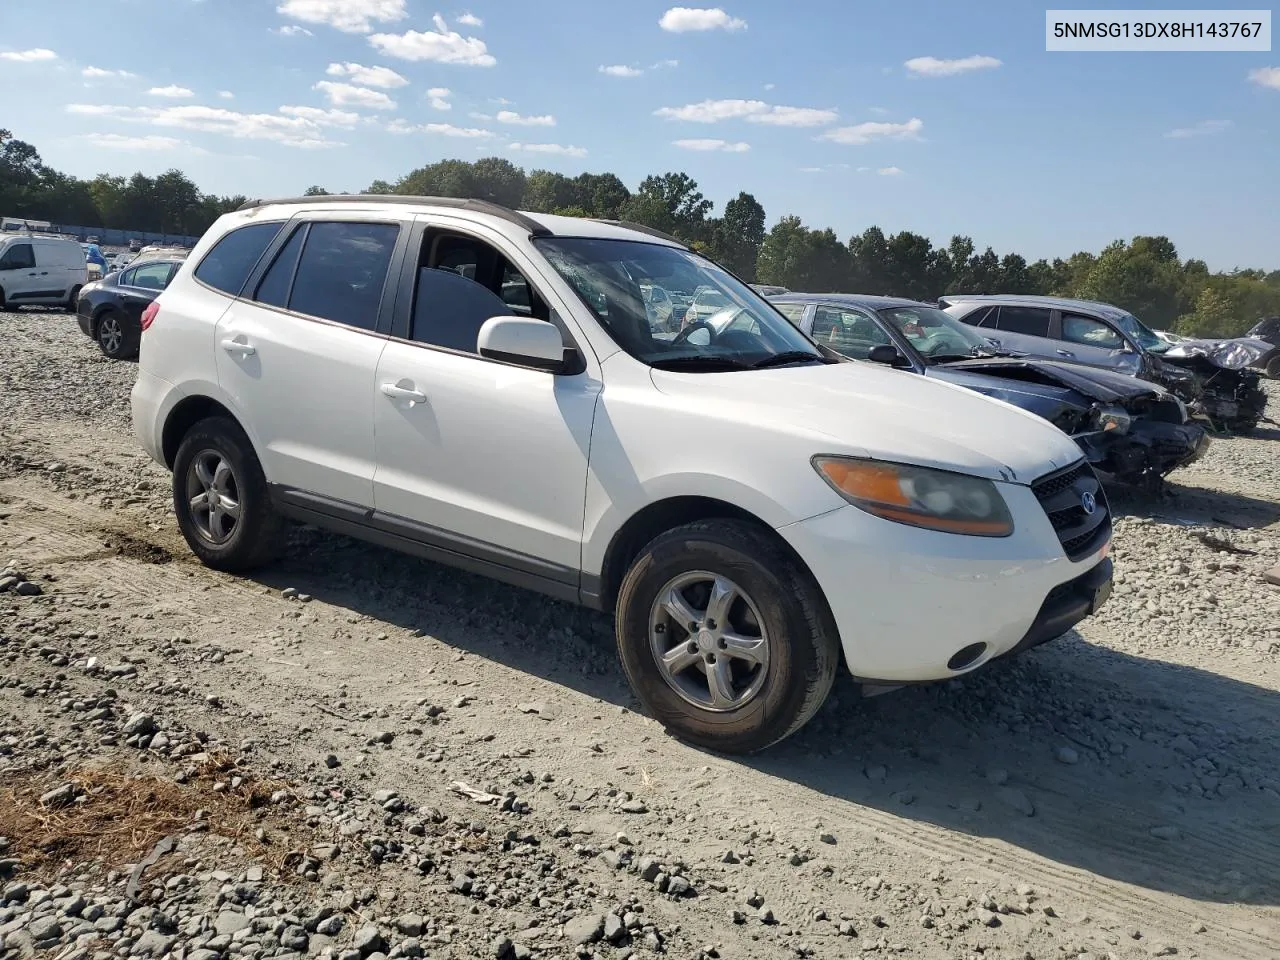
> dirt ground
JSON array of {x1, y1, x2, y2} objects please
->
[{"x1": 2, "y1": 310, "x2": 1279, "y2": 960}]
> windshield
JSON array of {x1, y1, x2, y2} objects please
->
[
  {"x1": 1111, "y1": 311, "x2": 1168, "y2": 354},
  {"x1": 535, "y1": 237, "x2": 825, "y2": 370},
  {"x1": 877, "y1": 305, "x2": 992, "y2": 362}
]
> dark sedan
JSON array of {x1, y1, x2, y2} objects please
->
[
  {"x1": 770, "y1": 294, "x2": 1209, "y2": 490},
  {"x1": 75, "y1": 258, "x2": 183, "y2": 360}
]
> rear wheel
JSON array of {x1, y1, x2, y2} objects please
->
[
  {"x1": 615, "y1": 519, "x2": 840, "y2": 754},
  {"x1": 172, "y1": 416, "x2": 285, "y2": 571},
  {"x1": 96, "y1": 309, "x2": 139, "y2": 360}
]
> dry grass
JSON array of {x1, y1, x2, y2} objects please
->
[{"x1": 0, "y1": 754, "x2": 303, "y2": 879}]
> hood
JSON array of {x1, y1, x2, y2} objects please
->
[
  {"x1": 1162, "y1": 337, "x2": 1274, "y2": 371},
  {"x1": 939, "y1": 357, "x2": 1164, "y2": 403},
  {"x1": 650, "y1": 361, "x2": 1083, "y2": 485}
]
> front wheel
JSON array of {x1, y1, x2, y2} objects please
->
[
  {"x1": 615, "y1": 519, "x2": 840, "y2": 753},
  {"x1": 172, "y1": 416, "x2": 285, "y2": 571},
  {"x1": 64, "y1": 285, "x2": 81, "y2": 314}
]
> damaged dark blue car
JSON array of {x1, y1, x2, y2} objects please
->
[{"x1": 767, "y1": 294, "x2": 1210, "y2": 490}]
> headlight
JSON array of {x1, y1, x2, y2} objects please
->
[
  {"x1": 812, "y1": 456, "x2": 1014, "y2": 537},
  {"x1": 1090, "y1": 405, "x2": 1131, "y2": 434}
]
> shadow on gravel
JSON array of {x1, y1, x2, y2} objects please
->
[
  {"x1": 1108, "y1": 481, "x2": 1280, "y2": 529},
  {"x1": 248, "y1": 525, "x2": 1280, "y2": 909}
]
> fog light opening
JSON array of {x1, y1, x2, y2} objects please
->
[{"x1": 947, "y1": 642, "x2": 988, "y2": 671}]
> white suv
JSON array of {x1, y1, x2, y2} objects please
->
[{"x1": 132, "y1": 197, "x2": 1114, "y2": 753}]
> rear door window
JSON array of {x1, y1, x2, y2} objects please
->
[
  {"x1": 194, "y1": 222, "x2": 283, "y2": 295},
  {"x1": 129, "y1": 262, "x2": 175, "y2": 290},
  {"x1": 995, "y1": 306, "x2": 1052, "y2": 337},
  {"x1": 1062, "y1": 314, "x2": 1125, "y2": 349},
  {"x1": 286, "y1": 221, "x2": 399, "y2": 330}
]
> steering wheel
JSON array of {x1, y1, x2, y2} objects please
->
[{"x1": 672, "y1": 320, "x2": 715, "y2": 345}]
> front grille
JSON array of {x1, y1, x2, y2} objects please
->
[{"x1": 1031, "y1": 460, "x2": 1110, "y2": 562}]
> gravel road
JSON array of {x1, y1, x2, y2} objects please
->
[{"x1": 2, "y1": 306, "x2": 1279, "y2": 960}]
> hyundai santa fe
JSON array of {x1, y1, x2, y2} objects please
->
[{"x1": 132, "y1": 196, "x2": 1114, "y2": 753}]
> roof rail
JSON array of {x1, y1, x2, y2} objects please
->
[
  {"x1": 590, "y1": 219, "x2": 687, "y2": 248},
  {"x1": 235, "y1": 194, "x2": 551, "y2": 236}
]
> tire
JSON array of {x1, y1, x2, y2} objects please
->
[
  {"x1": 172, "y1": 416, "x2": 285, "y2": 572},
  {"x1": 615, "y1": 519, "x2": 840, "y2": 754},
  {"x1": 0, "y1": 288, "x2": 6, "y2": 312},
  {"x1": 1266, "y1": 355, "x2": 1280, "y2": 381},
  {"x1": 95, "y1": 309, "x2": 139, "y2": 360},
  {"x1": 64, "y1": 285, "x2": 81, "y2": 314}
]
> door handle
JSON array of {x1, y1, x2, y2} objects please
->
[
  {"x1": 1055, "y1": 349, "x2": 1074, "y2": 357},
  {"x1": 380, "y1": 381, "x2": 427, "y2": 404},
  {"x1": 220, "y1": 338, "x2": 256, "y2": 356}
]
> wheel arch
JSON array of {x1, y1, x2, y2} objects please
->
[
  {"x1": 594, "y1": 496, "x2": 833, "y2": 622},
  {"x1": 161, "y1": 395, "x2": 243, "y2": 469}
]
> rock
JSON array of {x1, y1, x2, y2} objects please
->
[
  {"x1": 1261, "y1": 565, "x2": 1280, "y2": 587},
  {"x1": 819, "y1": 832, "x2": 837, "y2": 845},
  {"x1": 758, "y1": 907, "x2": 776, "y2": 925},
  {"x1": 996, "y1": 787, "x2": 1036, "y2": 817},
  {"x1": 324, "y1": 753, "x2": 341, "y2": 768},
  {"x1": 1150, "y1": 826, "x2": 1182, "y2": 841},
  {"x1": 668, "y1": 875, "x2": 692, "y2": 896},
  {"x1": 132, "y1": 929, "x2": 175, "y2": 956},
  {"x1": 214, "y1": 911, "x2": 250, "y2": 935},
  {"x1": 280, "y1": 925, "x2": 309, "y2": 951},
  {"x1": 452, "y1": 872, "x2": 474, "y2": 894},
  {"x1": 28, "y1": 915, "x2": 62, "y2": 942},
  {"x1": 395, "y1": 914, "x2": 424, "y2": 937},
  {"x1": 564, "y1": 912, "x2": 604, "y2": 945},
  {"x1": 39, "y1": 783, "x2": 77, "y2": 808},
  {"x1": 353, "y1": 925, "x2": 386, "y2": 954},
  {"x1": 122, "y1": 713, "x2": 157, "y2": 736},
  {"x1": 637, "y1": 858, "x2": 661, "y2": 882},
  {"x1": 493, "y1": 936, "x2": 515, "y2": 958},
  {"x1": 1055, "y1": 746, "x2": 1080, "y2": 765},
  {"x1": 316, "y1": 915, "x2": 344, "y2": 936},
  {"x1": 604, "y1": 913, "x2": 627, "y2": 944},
  {"x1": 618, "y1": 798, "x2": 648, "y2": 814},
  {"x1": 1153, "y1": 947, "x2": 1179, "y2": 957},
  {"x1": 14, "y1": 581, "x2": 41, "y2": 596}
]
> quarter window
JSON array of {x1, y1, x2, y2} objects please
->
[
  {"x1": 194, "y1": 222, "x2": 283, "y2": 296},
  {"x1": 0, "y1": 243, "x2": 35, "y2": 270},
  {"x1": 772, "y1": 302, "x2": 807, "y2": 323},
  {"x1": 129, "y1": 262, "x2": 174, "y2": 291},
  {"x1": 254, "y1": 225, "x2": 306, "y2": 309},
  {"x1": 995, "y1": 306, "x2": 1052, "y2": 337},
  {"x1": 286, "y1": 222, "x2": 399, "y2": 330}
]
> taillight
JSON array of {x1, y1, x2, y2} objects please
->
[{"x1": 140, "y1": 302, "x2": 160, "y2": 332}]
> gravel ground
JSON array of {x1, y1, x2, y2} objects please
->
[{"x1": 2, "y1": 306, "x2": 1279, "y2": 960}]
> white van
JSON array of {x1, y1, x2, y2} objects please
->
[{"x1": 0, "y1": 235, "x2": 89, "y2": 311}]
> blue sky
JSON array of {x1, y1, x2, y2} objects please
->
[{"x1": 2, "y1": 0, "x2": 1277, "y2": 270}]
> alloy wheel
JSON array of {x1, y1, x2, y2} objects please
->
[{"x1": 184, "y1": 450, "x2": 242, "y2": 544}]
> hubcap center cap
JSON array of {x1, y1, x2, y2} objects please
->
[{"x1": 695, "y1": 627, "x2": 718, "y2": 651}]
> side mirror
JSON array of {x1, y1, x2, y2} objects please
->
[
  {"x1": 477, "y1": 316, "x2": 568, "y2": 372},
  {"x1": 868, "y1": 344, "x2": 909, "y2": 367}
]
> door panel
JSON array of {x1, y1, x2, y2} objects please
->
[
  {"x1": 215, "y1": 301, "x2": 385, "y2": 506},
  {"x1": 373, "y1": 342, "x2": 598, "y2": 577},
  {"x1": 1055, "y1": 312, "x2": 1132, "y2": 370},
  {"x1": 0, "y1": 243, "x2": 38, "y2": 300}
]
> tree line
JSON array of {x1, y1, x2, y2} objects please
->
[{"x1": 4, "y1": 129, "x2": 1276, "y2": 336}]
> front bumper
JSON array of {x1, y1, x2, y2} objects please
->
[
  {"x1": 1077, "y1": 420, "x2": 1210, "y2": 482},
  {"x1": 1005, "y1": 556, "x2": 1113, "y2": 657},
  {"x1": 777, "y1": 482, "x2": 1112, "y2": 683}
]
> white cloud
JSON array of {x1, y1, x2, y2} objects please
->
[
  {"x1": 424, "y1": 86, "x2": 452, "y2": 110},
  {"x1": 370, "y1": 14, "x2": 495, "y2": 65},
  {"x1": 763, "y1": 82, "x2": 775, "y2": 91},
  {"x1": 674, "y1": 138, "x2": 749, "y2": 152},
  {"x1": 79, "y1": 133, "x2": 195, "y2": 151},
  {"x1": 1165, "y1": 119, "x2": 1231, "y2": 139},
  {"x1": 654, "y1": 98, "x2": 835, "y2": 126},
  {"x1": 273, "y1": 25, "x2": 313, "y2": 36},
  {"x1": 66, "y1": 103, "x2": 345, "y2": 149},
  {"x1": 457, "y1": 12, "x2": 483, "y2": 27},
  {"x1": 653, "y1": 58, "x2": 679, "y2": 68},
  {"x1": 876, "y1": 166, "x2": 904, "y2": 176},
  {"x1": 508, "y1": 142, "x2": 587, "y2": 157},
  {"x1": 1248, "y1": 66, "x2": 1280, "y2": 89},
  {"x1": 490, "y1": 97, "x2": 512, "y2": 105},
  {"x1": 600, "y1": 64, "x2": 644, "y2": 77},
  {"x1": 798, "y1": 166, "x2": 824, "y2": 173},
  {"x1": 314, "y1": 80, "x2": 396, "y2": 109},
  {"x1": 658, "y1": 7, "x2": 746, "y2": 32},
  {"x1": 819, "y1": 117, "x2": 924, "y2": 145},
  {"x1": 387, "y1": 119, "x2": 495, "y2": 137},
  {"x1": 0, "y1": 48, "x2": 57, "y2": 62},
  {"x1": 82, "y1": 66, "x2": 135, "y2": 79},
  {"x1": 496, "y1": 109, "x2": 555, "y2": 127},
  {"x1": 469, "y1": 111, "x2": 492, "y2": 120},
  {"x1": 218, "y1": 90, "x2": 235, "y2": 99},
  {"x1": 868, "y1": 105, "x2": 890, "y2": 115},
  {"x1": 276, "y1": 0, "x2": 406, "y2": 34},
  {"x1": 325, "y1": 61, "x2": 408, "y2": 88},
  {"x1": 148, "y1": 85, "x2": 195, "y2": 98},
  {"x1": 904, "y1": 54, "x2": 1001, "y2": 77},
  {"x1": 279, "y1": 105, "x2": 361, "y2": 127}
]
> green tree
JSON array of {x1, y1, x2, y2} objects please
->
[
  {"x1": 758, "y1": 216, "x2": 849, "y2": 290},
  {"x1": 634, "y1": 172, "x2": 712, "y2": 241},
  {"x1": 303, "y1": 185, "x2": 331, "y2": 196},
  {"x1": 712, "y1": 191, "x2": 766, "y2": 280}
]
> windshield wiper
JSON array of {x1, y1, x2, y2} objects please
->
[
  {"x1": 649, "y1": 355, "x2": 753, "y2": 371},
  {"x1": 753, "y1": 351, "x2": 828, "y2": 369}
]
